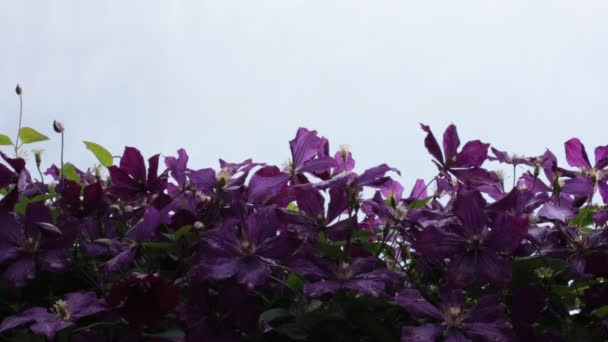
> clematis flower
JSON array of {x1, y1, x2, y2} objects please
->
[
  {"x1": 188, "y1": 209, "x2": 299, "y2": 289},
  {"x1": 0, "y1": 152, "x2": 31, "y2": 191},
  {"x1": 396, "y1": 288, "x2": 514, "y2": 342},
  {"x1": 414, "y1": 190, "x2": 529, "y2": 288},
  {"x1": 0, "y1": 201, "x2": 74, "y2": 288},
  {"x1": 0, "y1": 292, "x2": 107, "y2": 340},
  {"x1": 420, "y1": 124, "x2": 490, "y2": 174},
  {"x1": 105, "y1": 273, "x2": 179, "y2": 327},
  {"x1": 289, "y1": 256, "x2": 398, "y2": 297},
  {"x1": 564, "y1": 138, "x2": 608, "y2": 203},
  {"x1": 108, "y1": 147, "x2": 167, "y2": 201}
]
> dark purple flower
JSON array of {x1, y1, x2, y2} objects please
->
[
  {"x1": 0, "y1": 201, "x2": 74, "y2": 288},
  {"x1": 0, "y1": 152, "x2": 31, "y2": 191},
  {"x1": 189, "y1": 209, "x2": 299, "y2": 288},
  {"x1": 105, "y1": 273, "x2": 179, "y2": 327},
  {"x1": 414, "y1": 190, "x2": 529, "y2": 288},
  {"x1": 0, "y1": 292, "x2": 107, "y2": 340},
  {"x1": 564, "y1": 138, "x2": 608, "y2": 203},
  {"x1": 108, "y1": 147, "x2": 167, "y2": 201},
  {"x1": 289, "y1": 256, "x2": 398, "y2": 297},
  {"x1": 420, "y1": 124, "x2": 490, "y2": 173},
  {"x1": 396, "y1": 288, "x2": 514, "y2": 342}
]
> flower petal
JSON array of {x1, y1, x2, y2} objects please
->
[
  {"x1": 565, "y1": 138, "x2": 592, "y2": 168},
  {"x1": 443, "y1": 124, "x2": 461, "y2": 162},
  {"x1": 401, "y1": 324, "x2": 443, "y2": 342},
  {"x1": 394, "y1": 289, "x2": 443, "y2": 320}
]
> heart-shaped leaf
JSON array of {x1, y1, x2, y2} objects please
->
[
  {"x1": 83, "y1": 141, "x2": 113, "y2": 167},
  {"x1": 18, "y1": 127, "x2": 49, "y2": 144},
  {"x1": 0, "y1": 134, "x2": 13, "y2": 146}
]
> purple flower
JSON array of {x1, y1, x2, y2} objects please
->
[
  {"x1": 189, "y1": 209, "x2": 299, "y2": 288},
  {"x1": 0, "y1": 201, "x2": 74, "y2": 288},
  {"x1": 105, "y1": 273, "x2": 179, "y2": 328},
  {"x1": 420, "y1": 124, "x2": 490, "y2": 173},
  {"x1": 0, "y1": 152, "x2": 31, "y2": 191},
  {"x1": 414, "y1": 190, "x2": 529, "y2": 288},
  {"x1": 108, "y1": 147, "x2": 167, "y2": 201},
  {"x1": 564, "y1": 138, "x2": 608, "y2": 203},
  {"x1": 396, "y1": 288, "x2": 514, "y2": 342},
  {"x1": 289, "y1": 256, "x2": 398, "y2": 297},
  {"x1": 0, "y1": 292, "x2": 107, "y2": 340}
]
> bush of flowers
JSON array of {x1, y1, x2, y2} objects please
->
[{"x1": 1, "y1": 85, "x2": 608, "y2": 341}]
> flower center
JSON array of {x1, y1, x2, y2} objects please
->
[
  {"x1": 240, "y1": 239, "x2": 256, "y2": 256},
  {"x1": 51, "y1": 299, "x2": 71, "y2": 320},
  {"x1": 22, "y1": 237, "x2": 39, "y2": 254},
  {"x1": 466, "y1": 234, "x2": 482, "y2": 250},
  {"x1": 336, "y1": 261, "x2": 354, "y2": 280},
  {"x1": 444, "y1": 306, "x2": 463, "y2": 327},
  {"x1": 216, "y1": 168, "x2": 232, "y2": 187}
]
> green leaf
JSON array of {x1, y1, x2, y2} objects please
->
[
  {"x1": 569, "y1": 206, "x2": 596, "y2": 228},
  {"x1": 174, "y1": 225, "x2": 193, "y2": 240},
  {"x1": 407, "y1": 196, "x2": 432, "y2": 209},
  {"x1": 287, "y1": 273, "x2": 304, "y2": 292},
  {"x1": 351, "y1": 229, "x2": 375, "y2": 242},
  {"x1": 287, "y1": 202, "x2": 299, "y2": 212},
  {"x1": 18, "y1": 127, "x2": 49, "y2": 144},
  {"x1": 83, "y1": 141, "x2": 113, "y2": 167},
  {"x1": 142, "y1": 329, "x2": 185, "y2": 339},
  {"x1": 0, "y1": 134, "x2": 13, "y2": 145},
  {"x1": 142, "y1": 242, "x2": 175, "y2": 250},
  {"x1": 62, "y1": 164, "x2": 81, "y2": 184},
  {"x1": 260, "y1": 308, "x2": 292, "y2": 323},
  {"x1": 592, "y1": 305, "x2": 608, "y2": 319},
  {"x1": 512, "y1": 256, "x2": 569, "y2": 287}
]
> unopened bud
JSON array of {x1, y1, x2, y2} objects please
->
[
  {"x1": 53, "y1": 120, "x2": 64, "y2": 133},
  {"x1": 32, "y1": 149, "x2": 44, "y2": 168},
  {"x1": 15, "y1": 84, "x2": 22, "y2": 95},
  {"x1": 193, "y1": 221, "x2": 204, "y2": 230}
]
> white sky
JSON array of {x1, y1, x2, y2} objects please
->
[{"x1": 1, "y1": 1, "x2": 608, "y2": 189}]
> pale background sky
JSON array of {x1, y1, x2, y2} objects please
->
[{"x1": 1, "y1": 1, "x2": 607, "y2": 190}]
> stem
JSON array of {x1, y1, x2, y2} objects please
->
[
  {"x1": 14, "y1": 95, "x2": 22, "y2": 157},
  {"x1": 60, "y1": 132, "x2": 64, "y2": 180},
  {"x1": 414, "y1": 174, "x2": 439, "y2": 199},
  {"x1": 513, "y1": 164, "x2": 516, "y2": 189}
]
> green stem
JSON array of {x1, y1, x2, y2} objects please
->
[{"x1": 14, "y1": 95, "x2": 22, "y2": 157}]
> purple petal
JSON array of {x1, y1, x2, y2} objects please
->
[
  {"x1": 288, "y1": 257, "x2": 334, "y2": 280},
  {"x1": 120, "y1": 147, "x2": 147, "y2": 182},
  {"x1": 465, "y1": 295, "x2": 505, "y2": 323},
  {"x1": 327, "y1": 187, "x2": 348, "y2": 223},
  {"x1": 510, "y1": 285, "x2": 545, "y2": 324},
  {"x1": 343, "y1": 279, "x2": 385, "y2": 297},
  {"x1": 453, "y1": 140, "x2": 489, "y2": 168},
  {"x1": 562, "y1": 176, "x2": 593, "y2": 197},
  {"x1": 564, "y1": 138, "x2": 592, "y2": 168},
  {"x1": 538, "y1": 202, "x2": 573, "y2": 222},
  {"x1": 102, "y1": 247, "x2": 137, "y2": 274},
  {"x1": 3, "y1": 255, "x2": 36, "y2": 288},
  {"x1": 478, "y1": 252, "x2": 512, "y2": 287},
  {"x1": 0, "y1": 307, "x2": 51, "y2": 334},
  {"x1": 420, "y1": 124, "x2": 444, "y2": 164},
  {"x1": 191, "y1": 257, "x2": 240, "y2": 281},
  {"x1": 408, "y1": 179, "x2": 428, "y2": 199},
  {"x1": 445, "y1": 252, "x2": 479, "y2": 288},
  {"x1": 598, "y1": 180, "x2": 608, "y2": 204},
  {"x1": 445, "y1": 329, "x2": 472, "y2": 342},
  {"x1": 65, "y1": 292, "x2": 108, "y2": 319},
  {"x1": 126, "y1": 206, "x2": 161, "y2": 241},
  {"x1": 257, "y1": 234, "x2": 299, "y2": 260},
  {"x1": 30, "y1": 319, "x2": 73, "y2": 340},
  {"x1": 37, "y1": 248, "x2": 71, "y2": 272},
  {"x1": 401, "y1": 324, "x2": 443, "y2": 342},
  {"x1": 595, "y1": 145, "x2": 608, "y2": 169},
  {"x1": 248, "y1": 166, "x2": 289, "y2": 204},
  {"x1": 484, "y1": 214, "x2": 528, "y2": 253},
  {"x1": 246, "y1": 209, "x2": 280, "y2": 246},
  {"x1": 295, "y1": 187, "x2": 325, "y2": 218},
  {"x1": 290, "y1": 128, "x2": 324, "y2": 169},
  {"x1": 414, "y1": 227, "x2": 466, "y2": 261},
  {"x1": 466, "y1": 322, "x2": 514, "y2": 342},
  {"x1": 452, "y1": 191, "x2": 487, "y2": 236},
  {"x1": 235, "y1": 257, "x2": 270, "y2": 288},
  {"x1": 443, "y1": 124, "x2": 461, "y2": 162},
  {"x1": 354, "y1": 164, "x2": 399, "y2": 187},
  {"x1": 298, "y1": 156, "x2": 337, "y2": 174},
  {"x1": 165, "y1": 148, "x2": 189, "y2": 186},
  {"x1": 189, "y1": 168, "x2": 216, "y2": 194},
  {"x1": 304, "y1": 280, "x2": 342, "y2": 297},
  {"x1": 394, "y1": 289, "x2": 443, "y2": 320}
]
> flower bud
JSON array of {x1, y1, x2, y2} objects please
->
[
  {"x1": 32, "y1": 149, "x2": 44, "y2": 169},
  {"x1": 15, "y1": 84, "x2": 22, "y2": 95},
  {"x1": 53, "y1": 120, "x2": 64, "y2": 133}
]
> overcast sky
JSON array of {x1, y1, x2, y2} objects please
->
[{"x1": 1, "y1": 1, "x2": 607, "y2": 189}]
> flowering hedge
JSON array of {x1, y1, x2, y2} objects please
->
[{"x1": 1, "y1": 86, "x2": 608, "y2": 341}]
